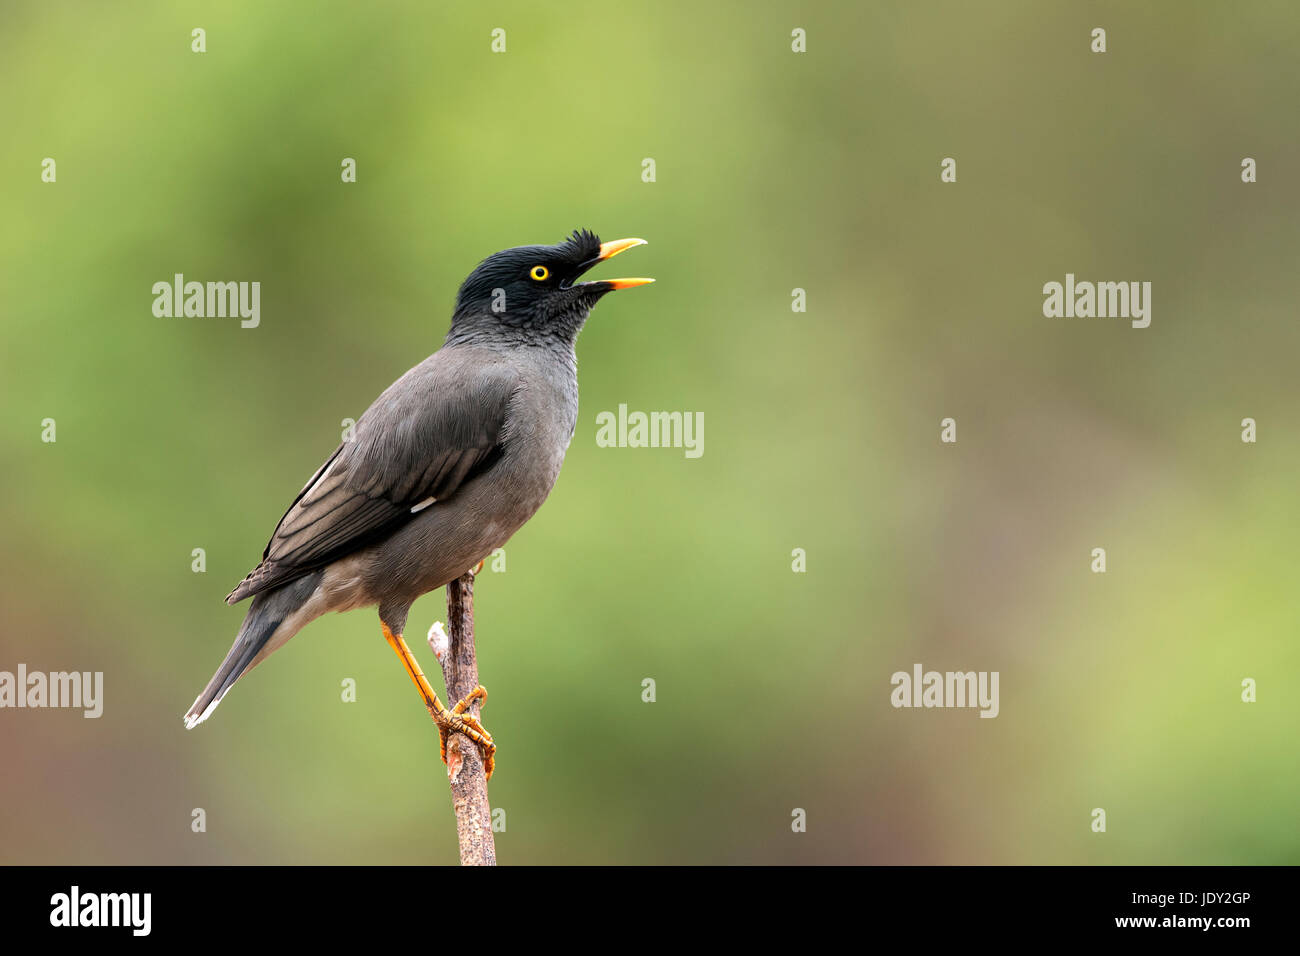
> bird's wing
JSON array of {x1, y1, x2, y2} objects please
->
[{"x1": 226, "y1": 355, "x2": 519, "y2": 604}]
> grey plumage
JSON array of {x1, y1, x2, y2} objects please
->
[
  {"x1": 184, "y1": 229, "x2": 651, "y2": 728},
  {"x1": 185, "y1": 572, "x2": 323, "y2": 725}
]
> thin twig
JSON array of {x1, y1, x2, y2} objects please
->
[{"x1": 428, "y1": 570, "x2": 496, "y2": 866}]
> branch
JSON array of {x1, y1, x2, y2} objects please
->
[{"x1": 427, "y1": 570, "x2": 497, "y2": 866}]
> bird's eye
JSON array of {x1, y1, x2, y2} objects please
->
[{"x1": 530, "y1": 265, "x2": 549, "y2": 281}]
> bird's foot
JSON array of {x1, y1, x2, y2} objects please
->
[
  {"x1": 432, "y1": 686, "x2": 496, "y2": 780},
  {"x1": 382, "y1": 623, "x2": 497, "y2": 781}
]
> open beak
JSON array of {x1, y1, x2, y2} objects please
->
[{"x1": 569, "y1": 237, "x2": 654, "y2": 291}]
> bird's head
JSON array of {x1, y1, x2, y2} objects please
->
[{"x1": 448, "y1": 229, "x2": 653, "y2": 347}]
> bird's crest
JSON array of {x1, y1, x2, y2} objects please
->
[{"x1": 557, "y1": 228, "x2": 601, "y2": 263}]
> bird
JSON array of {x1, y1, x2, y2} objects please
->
[{"x1": 183, "y1": 228, "x2": 653, "y2": 778}]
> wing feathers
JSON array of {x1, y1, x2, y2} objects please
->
[{"x1": 225, "y1": 353, "x2": 518, "y2": 604}]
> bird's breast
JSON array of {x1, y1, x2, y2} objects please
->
[{"x1": 508, "y1": 373, "x2": 578, "y2": 503}]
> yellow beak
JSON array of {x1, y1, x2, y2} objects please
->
[
  {"x1": 597, "y1": 237, "x2": 648, "y2": 260},
  {"x1": 594, "y1": 238, "x2": 654, "y2": 290}
]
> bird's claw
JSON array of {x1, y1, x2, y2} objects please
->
[{"x1": 434, "y1": 685, "x2": 495, "y2": 780}]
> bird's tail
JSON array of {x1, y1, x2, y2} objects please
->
[{"x1": 183, "y1": 573, "x2": 322, "y2": 729}]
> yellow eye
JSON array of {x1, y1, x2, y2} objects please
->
[{"x1": 530, "y1": 265, "x2": 549, "y2": 281}]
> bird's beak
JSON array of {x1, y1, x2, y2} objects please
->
[
  {"x1": 597, "y1": 237, "x2": 647, "y2": 260},
  {"x1": 570, "y1": 238, "x2": 654, "y2": 291}
]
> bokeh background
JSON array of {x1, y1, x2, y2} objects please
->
[{"x1": 2, "y1": 1, "x2": 1298, "y2": 865}]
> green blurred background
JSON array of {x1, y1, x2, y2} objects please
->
[{"x1": 3, "y1": 1, "x2": 1298, "y2": 864}]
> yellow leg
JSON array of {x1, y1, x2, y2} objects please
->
[{"x1": 382, "y1": 622, "x2": 496, "y2": 779}]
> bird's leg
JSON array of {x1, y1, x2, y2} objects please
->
[{"x1": 382, "y1": 622, "x2": 496, "y2": 780}]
